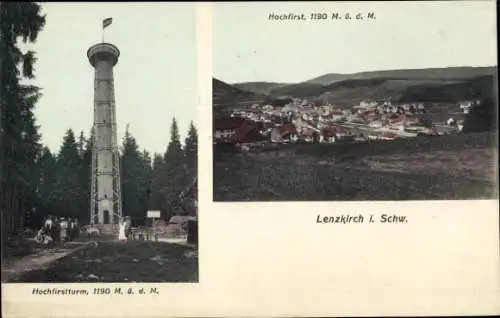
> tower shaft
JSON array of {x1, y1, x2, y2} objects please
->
[{"x1": 88, "y1": 43, "x2": 122, "y2": 225}]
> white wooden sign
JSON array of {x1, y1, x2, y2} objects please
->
[{"x1": 147, "y1": 210, "x2": 161, "y2": 218}]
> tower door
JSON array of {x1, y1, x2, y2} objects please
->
[{"x1": 103, "y1": 210, "x2": 110, "y2": 224}]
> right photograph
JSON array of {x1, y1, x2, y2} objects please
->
[{"x1": 212, "y1": 2, "x2": 498, "y2": 201}]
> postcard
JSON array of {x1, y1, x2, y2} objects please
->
[{"x1": 2, "y1": 1, "x2": 499, "y2": 317}]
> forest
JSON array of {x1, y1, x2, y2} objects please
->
[{"x1": 33, "y1": 120, "x2": 198, "y2": 228}]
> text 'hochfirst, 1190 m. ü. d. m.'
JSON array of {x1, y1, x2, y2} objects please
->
[{"x1": 316, "y1": 214, "x2": 408, "y2": 224}]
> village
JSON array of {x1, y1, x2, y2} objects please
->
[{"x1": 214, "y1": 97, "x2": 479, "y2": 151}]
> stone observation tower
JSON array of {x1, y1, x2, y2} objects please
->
[{"x1": 87, "y1": 42, "x2": 122, "y2": 224}]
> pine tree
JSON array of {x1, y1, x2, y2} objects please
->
[
  {"x1": 121, "y1": 126, "x2": 149, "y2": 224},
  {"x1": 184, "y1": 121, "x2": 198, "y2": 174},
  {"x1": 36, "y1": 147, "x2": 57, "y2": 226},
  {"x1": 54, "y1": 129, "x2": 81, "y2": 218},
  {"x1": 1, "y1": 2, "x2": 46, "y2": 246},
  {"x1": 161, "y1": 117, "x2": 187, "y2": 220},
  {"x1": 148, "y1": 153, "x2": 165, "y2": 213},
  {"x1": 77, "y1": 130, "x2": 86, "y2": 158},
  {"x1": 139, "y1": 149, "x2": 153, "y2": 221}
]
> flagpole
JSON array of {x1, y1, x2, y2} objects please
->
[{"x1": 101, "y1": 18, "x2": 112, "y2": 43}]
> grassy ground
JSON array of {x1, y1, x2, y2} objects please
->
[
  {"x1": 14, "y1": 241, "x2": 198, "y2": 283},
  {"x1": 214, "y1": 146, "x2": 498, "y2": 201}
]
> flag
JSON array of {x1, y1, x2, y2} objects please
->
[{"x1": 103, "y1": 18, "x2": 113, "y2": 29}]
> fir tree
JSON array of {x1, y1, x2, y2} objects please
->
[
  {"x1": 55, "y1": 129, "x2": 81, "y2": 218},
  {"x1": 0, "y1": 2, "x2": 46, "y2": 246},
  {"x1": 148, "y1": 153, "x2": 165, "y2": 213},
  {"x1": 161, "y1": 117, "x2": 188, "y2": 220},
  {"x1": 121, "y1": 126, "x2": 149, "y2": 224},
  {"x1": 184, "y1": 121, "x2": 198, "y2": 174}
]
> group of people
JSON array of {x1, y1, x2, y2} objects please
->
[{"x1": 35, "y1": 215, "x2": 80, "y2": 244}]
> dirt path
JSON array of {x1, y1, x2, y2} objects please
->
[{"x1": 2, "y1": 241, "x2": 91, "y2": 283}]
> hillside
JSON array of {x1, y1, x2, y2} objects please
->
[
  {"x1": 213, "y1": 78, "x2": 266, "y2": 113},
  {"x1": 304, "y1": 66, "x2": 497, "y2": 85},
  {"x1": 262, "y1": 75, "x2": 496, "y2": 106},
  {"x1": 229, "y1": 66, "x2": 497, "y2": 100},
  {"x1": 233, "y1": 82, "x2": 289, "y2": 95},
  {"x1": 214, "y1": 66, "x2": 497, "y2": 110}
]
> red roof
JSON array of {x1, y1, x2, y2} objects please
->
[
  {"x1": 302, "y1": 128, "x2": 316, "y2": 136},
  {"x1": 389, "y1": 118, "x2": 404, "y2": 123},
  {"x1": 382, "y1": 132, "x2": 396, "y2": 139},
  {"x1": 229, "y1": 124, "x2": 254, "y2": 143},
  {"x1": 277, "y1": 124, "x2": 296, "y2": 137},
  {"x1": 229, "y1": 124, "x2": 264, "y2": 144},
  {"x1": 322, "y1": 127, "x2": 338, "y2": 137}
]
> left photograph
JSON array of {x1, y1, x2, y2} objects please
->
[{"x1": 1, "y1": 3, "x2": 198, "y2": 283}]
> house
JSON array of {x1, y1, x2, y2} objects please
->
[
  {"x1": 270, "y1": 124, "x2": 297, "y2": 143},
  {"x1": 380, "y1": 132, "x2": 397, "y2": 140},
  {"x1": 301, "y1": 112, "x2": 313, "y2": 121},
  {"x1": 213, "y1": 117, "x2": 248, "y2": 141},
  {"x1": 282, "y1": 103, "x2": 298, "y2": 113},
  {"x1": 331, "y1": 110, "x2": 345, "y2": 121},
  {"x1": 320, "y1": 127, "x2": 339, "y2": 143},
  {"x1": 262, "y1": 104, "x2": 274, "y2": 112},
  {"x1": 292, "y1": 116, "x2": 307, "y2": 131},
  {"x1": 318, "y1": 105, "x2": 334, "y2": 116},
  {"x1": 369, "y1": 121, "x2": 383, "y2": 128},
  {"x1": 164, "y1": 215, "x2": 191, "y2": 238},
  {"x1": 359, "y1": 100, "x2": 372, "y2": 108},
  {"x1": 349, "y1": 116, "x2": 366, "y2": 124},
  {"x1": 229, "y1": 124, "x2": 266, "y2": 145},
  {"x1": 301, "y1": 128, "x2": 318, "y2": 143}
]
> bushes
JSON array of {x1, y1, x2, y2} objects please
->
[{"x1": 462, "y1": 97, "x2": 498, "y2": 133}]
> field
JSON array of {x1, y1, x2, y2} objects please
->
[
  {"x1": 12, "y1": 241, "x2": 198, "y2": 283},
  {"x1": 213, "y1": 134, "x2": 498, "y2": 201}
]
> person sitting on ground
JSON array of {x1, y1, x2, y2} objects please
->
[{"x1": 35, "y1": 227, "x2": 53, "y2": 245}]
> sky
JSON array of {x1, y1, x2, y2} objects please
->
[
  {"x1": 20, "y1": 3, "x2": 198, "y2": 154},
  {"x1": 213, "y1": 1, "x2": 498, "y2": 84}
]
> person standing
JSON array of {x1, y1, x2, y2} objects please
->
[
  {"x1": 124, "y1": 216, "x2": 132, "y2": 240},
  {"x1": 73, "y1": 217, "x2": 79, "y2": 240},
  {"x1": 60, "y1": 217, "x2": 69, "y2": 242},
  {"x1": 44, "y1": 215, "x2": 53, "y2": 232},
  {"x1": 52, "y1": 216, "x2": 60, "y2": 242},
  {"x1": 68, "y1": 218, "x2": 75, "y2": 241},
  {"x1": 118, "y1": 217, "x2": 127, "y2": 240}
]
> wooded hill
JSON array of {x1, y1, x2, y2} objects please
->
[
  {"x1": 216, "y1": 67, "x2": 497, "y2": 108},
  {"x1": 213, "y1": 78, "x2": 266, "y2": 113}
]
